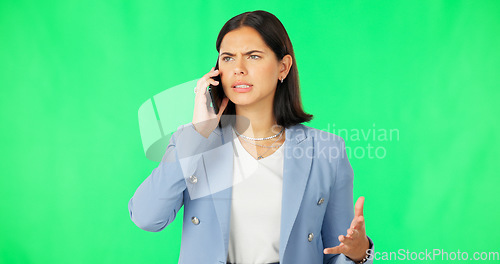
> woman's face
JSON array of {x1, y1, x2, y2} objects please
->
[{"x1": 218, "y1": 26, "x2": 286, "y2": 109}]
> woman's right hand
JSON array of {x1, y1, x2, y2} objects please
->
[{"x1": 192, "y1": 67, "x2": 229, "y2": 138}]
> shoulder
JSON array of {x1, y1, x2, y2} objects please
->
[
  {"x1": 289, "y1": 123, "x2": 348, "y2": 166},
  {"x1": 292, "y1": 123, "x2": 346, "y2": 146}
]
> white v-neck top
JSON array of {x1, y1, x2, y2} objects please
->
[{"x1": 227, "y1": 127, "x2": 285, "y2": 264}]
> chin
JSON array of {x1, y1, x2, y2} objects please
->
[{"x1": 230, "y1": 98, "x2": 255, "y2": 106}]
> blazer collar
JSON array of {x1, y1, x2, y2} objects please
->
[{"x1": 202, "y1": 122, "x2": 313, "y2": 260}]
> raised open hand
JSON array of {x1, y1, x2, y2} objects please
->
[{"x1": 323, "y1": 196, "x2": 370, "y2": 262}]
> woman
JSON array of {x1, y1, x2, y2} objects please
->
[{"x1": 129, "y1": 10, "x2": 373, "y2": 264}]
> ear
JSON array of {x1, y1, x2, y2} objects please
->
[{"x1": 279, "y1": 54, "x2": 293, "y2": 79}]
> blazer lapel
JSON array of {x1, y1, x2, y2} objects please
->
[{"x1": 280, "y1": 124, "x2": 313, "y2": 261}]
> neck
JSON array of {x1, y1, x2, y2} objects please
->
[{"x1": 234, "y1": 99, "x2": 281, "y2": 138}]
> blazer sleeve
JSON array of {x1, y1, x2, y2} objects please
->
[
  {"x1": 127, "y1": 123, "x2": 214, "y2": 232},
  {"x1": 322, "y1": 138, "x2": 374, "y2": 264}
]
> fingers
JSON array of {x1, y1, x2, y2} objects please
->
[
  {"x1": 195, "y1": 79, "x2": 218, "y2": 94},
  {"x1": 350, "y1": 215, "x2": 366, "y2": 231},
  {"x1": 196, "y1": 68, "x2": 220, "y2": 94},
  {"x1": 345, "y1": 228, "x2": 360, "y2": 239},
  {"x1": 339, "y1": 233, "x2": 355, "y2": 247},
  {"x1": 340, "y1": 228, "x2": 364, "y2": 250},
  {"x1": 324, "y1": 244, "x2": 344, "y2": 255},
  {"x1": 203, "y1": 67, "x2": 218, "y2": 78},
  {"x1": 204, "y1": 67, "x2": 220, "y2": 83},
  {"x1": 325, "y1": 227, "x2": 364, "y2": 255},
  {"x1": 349, "y1": 215, "x2": 357, "y2": 229},
  {"x1": 325, "y1": 198, "x2": 368, "y2": 258},
  {"x1": 208, "y1": 78, "x2": 219, "y2": 86},
  {"x1": 354, "y1": 196, "x2": 364, "y2": 218}
]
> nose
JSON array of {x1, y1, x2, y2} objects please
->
[{"x1": 233, "y1": 58, "x2": 247, "y2": 76}]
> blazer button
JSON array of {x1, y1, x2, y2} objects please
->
[
  {"x1": 191, "y1": 216, "x2": 200, "y2": 225},
  {"x1": 189, "y1": 175, "x2": 198, "y2": 184},
  {"x1": 317, "y1": 197, "x2": 324, "y2": 205},
  {"x1": 308, "y1": 233, "x2": 314, "y2": 242}
]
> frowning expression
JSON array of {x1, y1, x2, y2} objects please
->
[{"x1": 218, "y1": 26, "x2": 282, "y2": 108}]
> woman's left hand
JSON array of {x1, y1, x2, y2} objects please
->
[{"x1": 323, "y1": 197, "x2": 370, "y2": 262}]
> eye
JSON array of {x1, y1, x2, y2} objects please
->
[
  {"x1": 222, "y1": 57, "x2": 233, "y2": 62},
  {"x1": 250, "y1": 55, "x2": 260, "y2": 59}
]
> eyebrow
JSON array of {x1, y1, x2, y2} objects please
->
[{"x1": 219, "y1": 50, "x2": 265, "y2": 56}]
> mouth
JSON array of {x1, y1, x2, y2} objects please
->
[{"x1": 232, "y1": 84, "x2": 253, "y2": 93}]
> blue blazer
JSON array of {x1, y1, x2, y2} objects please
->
[{"x1": 128, "y1": 122, "x2": 374, "y2": 264}]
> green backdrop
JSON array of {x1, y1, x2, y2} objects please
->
[{"x1": 1, "y1": 0, "x2": 499, "y2": 263}]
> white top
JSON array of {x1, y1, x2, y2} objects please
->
[{"x1": 227, "y1": 127, "x2": 285, "y2": 264}]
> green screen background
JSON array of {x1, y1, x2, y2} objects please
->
[{"x1": 1, "y1": 0, "x2": 499, "y2": 263}]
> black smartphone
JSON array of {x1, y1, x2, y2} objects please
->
[{"x1": 208, "y1": 61, "x2": 224, "y2": 115}]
